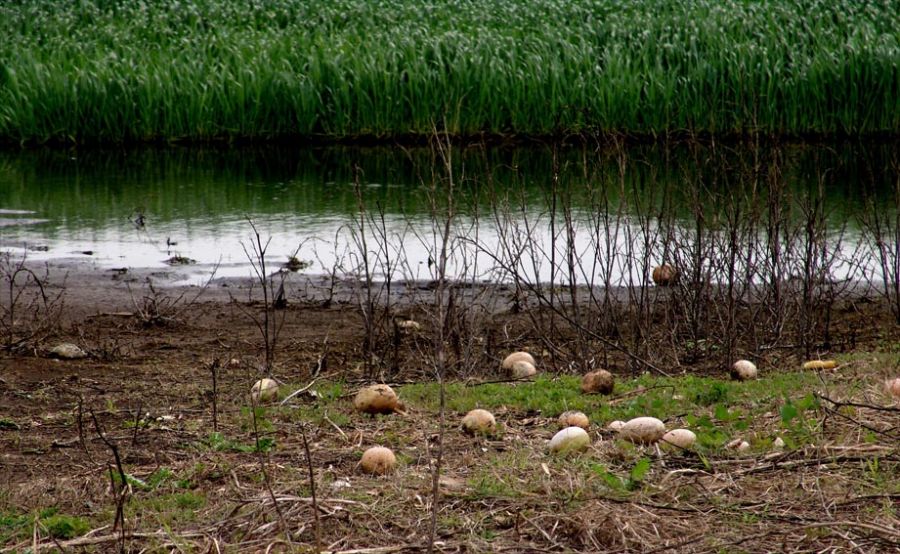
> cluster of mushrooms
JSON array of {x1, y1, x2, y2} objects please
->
[
  {"x1": 243, "y1": 264, "x2": 900, "y2": 475},
  {"x1": 247, "y1": 346, "x2": 900, "y2": 474}
]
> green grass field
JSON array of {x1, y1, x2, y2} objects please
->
[{"x1": 1, "y1": 0, "x2": 899, "y2": 144}]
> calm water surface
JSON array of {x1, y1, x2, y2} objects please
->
[{"x1": 0, "y1": 143, "x2": 895, "y2": 285}]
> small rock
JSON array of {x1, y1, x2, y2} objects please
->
[{"x1": 49, "y1": 343, "x2": 87, "y2": 360}]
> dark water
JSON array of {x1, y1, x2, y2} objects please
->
[{"x1": 0, "y1": 142, "x2": 896, "y2": 284}]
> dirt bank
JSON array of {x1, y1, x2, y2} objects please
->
[{"x1": 1, "y1": 258, "x2": 898, "y2": 552}]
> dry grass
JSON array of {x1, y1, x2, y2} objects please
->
[{"x1": 2, "y1": 350, "x2": 898, "y2": 553}]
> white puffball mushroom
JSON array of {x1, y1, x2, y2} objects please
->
[
  {"x1": 730, "y1": 359, "x2": 758, "y2": 381},
  {"x1": 652, "y1": 264, "x2": 678, "y2": 286},
  {"x1": 360, "y1": 446, "x2": 397, "y2": 475},
  {"x1": 502, "y1": 351, "x2": 536, "y2": 371},
  {"x1": 661, "y1": 429, "x2": 696, "y2": 449},
  {"x1": 49, "y1": 343, "x2": 88, "y2": 360},
  {"x1": 509, "y1": 360, "x2": 537, "y2": 379},
  {"x1": 726, "y1": 438, "x2": 750, "y2": 452},
  {"x1": 607, "y1": 420, "x2": 626, "y2": 431},
  {"x1": 773, "y1": 437, "x2": 786, "y2": 450},
  {"x1": 884, "y1": 377, "x2": 900, "y2": 400},
  {"x1": 558, "y1": 411, "x2": 590, "y2": 430},
  {"x1": 581, "y1": 369, "x2": 615, "y2": 395},
  {"x1": 549, "y1": 426, "x2": 591, "y2": 454},
  {"x1": 396, "y1": 319, "x2": 422, "y2": 333},
  {"x1": 619, "y1": 417, "x2": 666, "y2": 444},
  {"x1": 353, "y1": 384, "x2": 400, "y2": 415},
  {"x1": 250, "y1": 378, "x2": 279, "y2": 403},
  {"x1": 461, "y1": 409, "x2": 496, "y2": 435}
]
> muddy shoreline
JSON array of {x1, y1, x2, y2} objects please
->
[{"x1": 23, "y1": 256, "x2": 891, "y2": 318}]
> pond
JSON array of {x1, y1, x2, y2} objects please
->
[{"x1": 0, "y1": 142, "x2": 896, "y2": 287}]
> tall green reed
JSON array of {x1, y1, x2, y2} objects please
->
[{"x1": 1, "y1": 0, "x2": 898, "y2": 144}]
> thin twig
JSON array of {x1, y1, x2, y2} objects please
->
[
  {"x1": 299, "y1": 422, "x2": 322, "y2": 550},
  {"x1": 279, "y1": 379, "x2": 318, "y2": 405},
  {"x1": 816, "y1": 392, "x2": 900, "y2": 413}
]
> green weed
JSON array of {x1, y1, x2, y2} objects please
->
[
  {"x1": 0, "y1": 508, "x2": 90, "y2": 543},
  {"x1": 204, "y1": 431, "x2": 275, "y2": 453}
]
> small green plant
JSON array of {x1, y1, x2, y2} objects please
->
[
  {"x1": 146, "y1": 468, "x2": 175, "y2": 490},
  {"x1": 470, "y1": 474, "x2": 518, "y2": 499},
  {"x1": 589, "y1": 458, "x2": 651, "y2": 492},
  {"x1": 0, "y1": 419, "x2": 19, "y2": 430},
  {"x1": 42, "y1": 513, "x2": 90, "y2": 539},
  {"x1": 591, "y1": 463, "x2": 625, "y2": 492},
  {"x1": 779, "y1": 394, "x2": 822, "y2": 444},
  {"x1": 240, "y1": 407, "x2": 274, "y2": 433},
  {"x1": 625, "y1": 458, "x2": 652, "y2": 491},
  {"x1": 173, "y1": 492, "x2": 205, "y2": 510},
  {"x1": 0, "y1": 508, "x2": 90, "y2": 543},
  {"x1": 205, "y1": 432, "x2": 274, "y2": 453},
  {"x1": 0, "y1": 512, "x2": 29, "y2": 544},
  {"x1": 692, "y1": 382, "x2": 730, "y2": 407}
]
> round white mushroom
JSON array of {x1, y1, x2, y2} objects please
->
[
  {"x1": 360, "y1": 446, "x2": 397, "y2": 475},
  {"x1": 661, "y1": 428, "x2": 696, "y2": 449},
  {"x1": 652, "y1": 264, "x2": 678, "y2": 286},
  {"x1": 396, "y1": 320, "x2": 422, "y2": 332},
  {"x1": 353, "y1": 384, "x2": 400, "y2": 415},
  {"x1": 726, "y1": 438, "x2": 751, "y2": 451},
  {"x1": 250, "y1": 378, "x2": 279, "y2": 404},
  {"x1": 509, "y1": 360, "x2": 537, "y2": 379},
  {"x1": 461, "y1": 409, "x2": 496, "y2": 435},
  {"x1": 549, "y1": 426, "x2": 591, "y2": 454},
  {"x1": 607, "y1": 420, "x2": 626, "y2": 432},
  {"x1": 618, "y1": 417, "x2": 666, "y2": 444},
  {"x1": 49, "y1": 343, "x2": 88, "y2": 360},
  {"x1": 730, "y1": 359, "x2": 758, "y2": 381},
  {"x1": 501, "y1": 351, "x2": 536, "y2": 371},
  {"x1": 581, "y1": 369, "x2": 614, "y2": 395},
  {"x1": 884, "y1": 377, "x2": 900, "y2": 400},
  {"x1": 557, "y1": 411, "x2": 590, "y2": 430}
]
